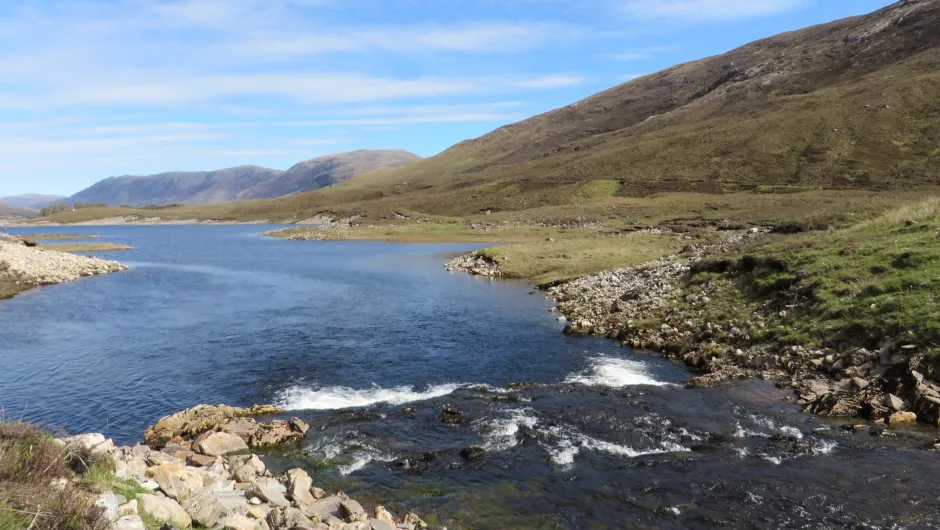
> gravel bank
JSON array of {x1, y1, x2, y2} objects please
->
[
  {"x1": 445, "y1": 231, "x2": 940, "y2": 427},
  {"x1": 0, "y1": 234, "x2": 127, "y2": 296},
  {"x1": 66, "y1": 404, "x2": 432, "y2": 530}
]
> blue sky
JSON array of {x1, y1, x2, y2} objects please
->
[{"x1": 0, "y1": 0, "x2": 895, "y2": 196}]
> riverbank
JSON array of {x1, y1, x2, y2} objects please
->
[
  {"x1": 443, "y1": 198, "x2": 940, "y2": 427},
  {"x1": 0, "y1": 404, "x2": 431, "y2": 530},
  {"x1": 0, "y1": 234, "x2": 127, "y2": 299}
]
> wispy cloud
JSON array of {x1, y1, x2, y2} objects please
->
[
  {"x1": 513, "y1": 75, "x2": 586, "y2": 89},
  {"x1": 623, "y1": 0, "x2": 809, "y2": 23}
]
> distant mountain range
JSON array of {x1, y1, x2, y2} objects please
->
[
  {"x1": 51, "y1": 150, "x2": 421, "y2": 208},
  {"x1": 0, "y1": 202, "x2": 39, "y2": 219},
  {"x1": 0, "y1": 194, "x2": 67, "y2": 210}
]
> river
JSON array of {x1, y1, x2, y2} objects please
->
[{"x1": 2, "y1": 225, "x2": 939, "y2": 529}]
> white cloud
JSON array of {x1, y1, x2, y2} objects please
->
[
  {"x1": 623, "y1": 0, "x2": 809, "y2": 23},
  {"x1": 513, "y1": 75, "x2": 586, "y2": 89}
]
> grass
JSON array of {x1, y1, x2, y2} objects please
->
[
  {"x1": 0, "y1": 421, "x2": 109, "y2": 530},
  {"x1": 683, "y1": 197, "x2": 940, "y2": 354},
  {"x1": 41, "y1": 243, "x2": 132, "y2": 252}
]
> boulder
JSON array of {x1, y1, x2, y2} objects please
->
[
  {"x1": 342, "y1": 523, "x2": 369, "y2": 530},
  {"x1": 113, "y1": 515, "x2": 146, "y2": 530},
  {"x1": 221, "y1": 513, "x2": 260, "y2": 530},
  {"x1": 187, "y1": 453, "x2": 217, "y2": 467},
  {"x1": 888, "y1": 411, "x2": 918, "y2": 424},
  {"x1": 373, "y1": 506, "x2": 395, "y2": 527},
  {"x1": 139, "y1": 494, "x2": 192, "y2": 528},
  {"x1": 147, "y1": 464, "x2": 192, "y2": 501},
  {"x1": 266, "y1": 507, "x2": 318, "y2": 530},
  {"x1": 196, "y1": 432, "x2": 250, "y2": 457},
  {"x1": 289, "y1": 418, "x2": 311, "y2": 435},
  {"x1": 369, "y1": 519, "x2": 395, "y2": 530},
  {"x1": 286, "y1": 468, "x2": 317, "y2": 514},
  {"x1": 63, "y1": 433, "x2": 112, "y2": 454},
  {"x1": 221, "y1": 419, "x2": 263, "y2": 441},
  {"x1": 885, "y1": 393, "x2": 905, "y2": 412},
  {"x1": 304, "y1": 495, "x2": 345, "y2": 520},
  {"x1": 118, "y1": 500, "x2": 139, "y2": 517},
  {"x1": 247, "y1": 505, "x2": 272, "y2": 520},
  {"x1": 248, "y1": 478, "x2": 291, "y2": 508},
  {"x1": 401, "y1": 512, "x2": 427, "y2": 530},
  {"x1": 183, "y1": 488, "x2": 226, "y2": 528},
  {"x1": 231, "y1": 454, "x2": 267, "y2": 483},
  {"x1": 94, "y1": 491, "x2": 120, "y2": 522},
  {"x1": 340, "y1": 500, "x2": 367, "y2": 523},
  {"x1": 250, "y1": 420, "x2": 304, "y2": 448},
  {"x1": 145, "y1": 404, "x2": 284, "y2": 449}
]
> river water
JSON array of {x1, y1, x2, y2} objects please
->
[{"x1": 2, "y1": 226, "x2": 939, "y2": 529}]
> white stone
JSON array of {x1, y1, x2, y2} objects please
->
[{"x1": 112, "y1": 515, "x2": 146, "y2": 530}]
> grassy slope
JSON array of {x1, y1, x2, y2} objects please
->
[
  {"x1": 682, "y1": 197, "x2": 940, "y2": 356},
  {"x1": 40, "y1": 1, "x2": 940, "y2": 227}
]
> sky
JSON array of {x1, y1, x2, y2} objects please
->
[{"x1": 0, "y1": 0, "x2": 896, "y2": 197}]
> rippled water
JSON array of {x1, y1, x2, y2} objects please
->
[{"x1": 2, "y1": 226, "x2": 940, "y2": 529}]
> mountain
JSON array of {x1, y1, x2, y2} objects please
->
[
  {"x1": 60, "y1": 150, "x2": 421, "y2": 207},
  {"x1": 236, "y1": 150, "x2": 422, "y2": 200},
  {"x1": 0, "y1": 194, "x2": 66, "y2": 210},
  {"x1": 0, "y1": 202, "x2": 38, "y2": 219},
  {"x1": 262, "y1": 0, "x2": 940, "y2": 216}
]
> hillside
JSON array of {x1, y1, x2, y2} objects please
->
[
  {"x1": 232, "y1": 0, "x2": 940, "y2": 218},
  {"x1": 236, "y1": 150, "x2": 421, "y2": 200},
  {"x1": 0, "y1": 194, "x2": 66, "y2": 209},
  {"x1": 58, "y1": 150, "x2": 421, "y2": 207},
  {"x1": 0, "y1": 202, "x2": 38, "y2": 219}
]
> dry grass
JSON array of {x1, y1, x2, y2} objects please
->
[
  {"x1": 0, "y1": 422, "x2": 109, "y2": 530},
  {"x1": 853, "y1": 196, "x2": 940, "y2": 230}
]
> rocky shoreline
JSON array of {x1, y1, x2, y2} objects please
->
[
  {"x1": 69, "y1": 404, "x2": 432, "y2": 530},
  {"x1": 444, "y1": 232, "x2": 940, "y2": 428},
  {"x1": 0, "y1": 234, "x2": 127, "y2": 298}
]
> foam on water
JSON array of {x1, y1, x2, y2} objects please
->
[
  {"x1": 540, "y1": 425, "x2": 690, "y2": 467},
  {"x1": 565, "y1": 356, "x2": 673, "y2": 388},
  {"x1": 276, "y1": 382, "x2": 465, "y2": 410},
  {"x1": 479, "y1": 409, "x2": 539, "y2": 451}
]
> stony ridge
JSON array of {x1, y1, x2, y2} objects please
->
[
  {"x1": 69, "y1": 404, "x2": 433, "y2": 530},
  {"x1": 0, "y1": 234, "x2": 127, "y2": 295}
]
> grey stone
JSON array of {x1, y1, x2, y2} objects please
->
[
  {"x1": 183, "y1": 488, "x2": 225, "y2": 528},
  {"x1": 248, "y1": 478, "x2": 291, "y2": 508},
  {"x1": 113, "y1": 515, "x2": 146, "y2": 530},
  {"x1": 231, "y1": 454, "x2": 267, "y2": 483},
  {"x1": 266, "y1": 507, "x2": 317, "y2": 530},
  {"x1": 139, "y1": 494, "x2": 192, "y2": 528},
  {"x1": 370, "y1": 519, "x2": 395, "y2": 530},
  {"x1": 196, "y1": 431, "x2": 250, "y2": 457},
  {"x1": 94, "y1": 490, "x2": 120, "y2": 522},
  {"x1": 340, "y1": 500, "x2": 367, "y2": 523},
  {"x1": 885, "y1": 393, "x2": 905, "y2": 412}
]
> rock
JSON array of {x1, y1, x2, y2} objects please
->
[
  {"x1": 342, "y1": 523, "x2": 369, "y2": 530},
  {"x1": 145, "y1": 404, "x2": 283, "y2": 449},
  {"x1": 187, "y1": 453, "x2": 217, "y2": 467},
  {"x1": 182, "y1": 488, "x2": 226, "y2": 527},
  {"x1": 441, "y1": 405, "x2": 464, "y2": 425},
  {"x1": 286, "y1": 468, "x2": 317, "y2": 514},
  {"x1": 231, "y1": 454, "x2": 266, "y2": 483},
  {"x1": 885, "y1": 393, "x2": 905, "y2": 412},
  {"x1": 888, "y1": 411, "x2": 918, "y2": 424},
  {"x1": 196, "y1": 432, "x2": 250, "y2": 457},
  {"x1": 220, "y1": 513, "x2": 260, "y2": 530},
  {"x1": 266, "y1": 507, "x2": 317, "y2": 530},
  {"x1": 95, "y1": 491, "x2": 120, "y2": 522},
  {"x1": 852, "y1": 377, "x2": 869, "y2": 390},
  {"x1": 401, "y1": 513, "x2": 427, "y2": 530},
  {"x1": 247, "y1": 506, "x2": 272, "y2": 520},
  {"x1": 250, "y1": 420, "x2": 304, "y2": 448},
  {"x1": 340, "y1": 500, "x2": 367, "y2": 523},
  {"x1": 139, "y1": 494, "x2": 193, "y2": 528},
  {"x1": 248, "y1": 478, "x2": 291, "y2": 508},
  {"x1": 311, "y1": 487, "x2": 326, "y2": 500},
  {"x1": 118, "y1": 500, "x2": 139, "y2": 517},
  {"x1": 322, "y1": 515, "x2": 345, "y2": 529},
  {"x1": 373, "y1": 506, "x2": 395, "y2": 527},
  {"x1": 147, "y1": 464, "x2": 192, "y2": 501},
  {"x1": 369, "y1": 519, "x2": 395, "y2": 530},
  {"x1": 113, "y1": 515, "x2": 146, "y2": 530},
  {"x1": 459, "y1": 446, "x2": 486, "y2": 461},
  {"x1": 289, "y1": 418, "x2": 310, "y2": 435}
]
